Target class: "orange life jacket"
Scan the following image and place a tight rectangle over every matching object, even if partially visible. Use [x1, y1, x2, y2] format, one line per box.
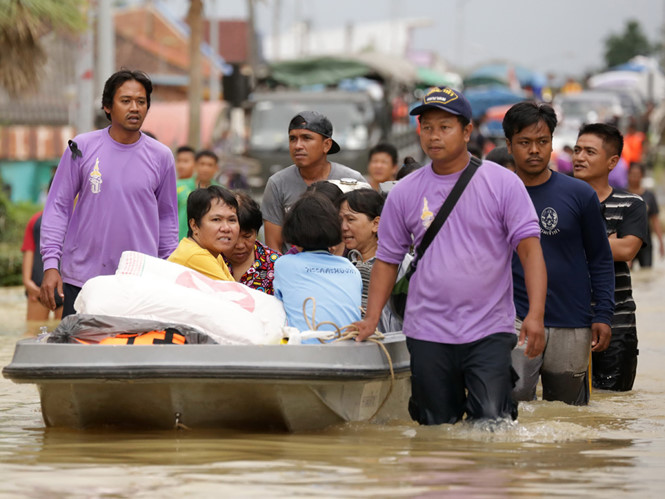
[76, 329, 186, 345]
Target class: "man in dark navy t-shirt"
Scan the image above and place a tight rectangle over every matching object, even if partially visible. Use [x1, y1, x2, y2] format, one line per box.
[504, 103, 615, 405]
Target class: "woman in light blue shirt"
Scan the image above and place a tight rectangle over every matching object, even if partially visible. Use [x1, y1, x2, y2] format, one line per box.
[273, 193, 362, 342]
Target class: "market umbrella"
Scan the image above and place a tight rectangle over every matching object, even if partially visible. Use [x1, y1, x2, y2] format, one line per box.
[588, 71, 641, 90]
[416, 67, 462, 88]
[269, 57, 371, 87]
[464, 63, 546, 89]
[268, 53, 418, 87]
[464, 86, 526, 120]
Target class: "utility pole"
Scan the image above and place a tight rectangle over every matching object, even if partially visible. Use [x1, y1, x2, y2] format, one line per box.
[272, 0, 281, 60]
[247, 0, 258, 81]
[209, 0, 221, 102]
[187, 0, 203, 149]
[97, 0, 115, 102]
[75, 2, 95, 133]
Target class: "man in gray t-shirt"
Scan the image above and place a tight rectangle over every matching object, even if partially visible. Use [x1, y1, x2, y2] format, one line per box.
[261, 110, 365, 252]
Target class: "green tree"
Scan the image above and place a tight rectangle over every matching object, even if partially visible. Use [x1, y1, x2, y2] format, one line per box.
[604, 19, 654, 69]
[0, 0, 85, 96]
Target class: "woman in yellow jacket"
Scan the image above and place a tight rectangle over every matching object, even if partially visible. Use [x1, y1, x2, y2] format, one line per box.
[168, 186, 239, 281]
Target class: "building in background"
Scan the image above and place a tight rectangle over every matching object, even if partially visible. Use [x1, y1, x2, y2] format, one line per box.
[0, 1, 229, 203]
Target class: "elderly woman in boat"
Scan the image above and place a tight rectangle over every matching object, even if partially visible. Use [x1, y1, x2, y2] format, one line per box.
[273, 193, 362, 341]
[168, 185, 239, 281]
[222, 192, 281, 294]
[339, 188, 403, 333]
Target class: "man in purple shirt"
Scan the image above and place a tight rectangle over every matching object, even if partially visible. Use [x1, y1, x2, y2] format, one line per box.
[40, 70, 178, 317]
[354, 87, 547, 425]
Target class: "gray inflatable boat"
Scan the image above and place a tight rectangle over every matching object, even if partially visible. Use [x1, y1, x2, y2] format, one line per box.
[2, 315, 411, 431]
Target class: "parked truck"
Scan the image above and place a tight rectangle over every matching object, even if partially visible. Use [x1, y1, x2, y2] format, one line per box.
[245, 89, 421, 192]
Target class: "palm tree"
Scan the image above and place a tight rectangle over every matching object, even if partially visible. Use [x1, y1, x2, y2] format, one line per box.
[0, 0, 85, 96]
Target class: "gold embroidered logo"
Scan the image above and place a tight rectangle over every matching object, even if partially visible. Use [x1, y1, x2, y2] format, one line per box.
[89, 157, 102, 194]
[424, 86, 459, 105]
[421, 197, 434, 229]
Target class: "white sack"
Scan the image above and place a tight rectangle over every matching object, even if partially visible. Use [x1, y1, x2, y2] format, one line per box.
[116, 251, 286, 339]
[75, 274, 280, 345]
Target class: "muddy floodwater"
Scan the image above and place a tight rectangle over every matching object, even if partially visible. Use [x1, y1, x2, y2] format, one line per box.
[1, 262, 665, 498]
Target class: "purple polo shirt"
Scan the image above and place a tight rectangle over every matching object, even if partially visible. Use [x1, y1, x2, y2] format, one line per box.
[41, 127, 178, 287]
[377, 158, 539, 344]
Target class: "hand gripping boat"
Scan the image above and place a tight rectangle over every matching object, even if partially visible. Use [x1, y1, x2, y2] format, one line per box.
[2, 315, 411, 431]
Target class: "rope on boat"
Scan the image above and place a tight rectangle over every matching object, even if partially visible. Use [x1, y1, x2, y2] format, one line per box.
[301, 297, 395, 420]
[174, 412, 191, 430]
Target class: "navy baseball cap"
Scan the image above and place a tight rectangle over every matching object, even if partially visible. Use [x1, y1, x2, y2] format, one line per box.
[410, 86, 473, 121]
[288, 111, 341, 154]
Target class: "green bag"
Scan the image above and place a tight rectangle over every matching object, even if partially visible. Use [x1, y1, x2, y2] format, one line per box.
[389, 264, 415, 320]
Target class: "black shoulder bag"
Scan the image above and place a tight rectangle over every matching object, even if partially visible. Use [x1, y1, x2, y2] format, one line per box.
[390, 156, 481, 320]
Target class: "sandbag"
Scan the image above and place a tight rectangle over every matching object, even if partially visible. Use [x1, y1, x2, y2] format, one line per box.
[75, 274, 281, 345]
[116, 251, 286, 338]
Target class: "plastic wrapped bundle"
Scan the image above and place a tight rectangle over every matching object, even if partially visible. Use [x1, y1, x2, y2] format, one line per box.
[115, 251, 286, 339]
[47, 314, 216, 344]
[75, 274, 283, 345]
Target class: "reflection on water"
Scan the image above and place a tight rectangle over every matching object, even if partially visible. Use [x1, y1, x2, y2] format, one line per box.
[1, 261, 665, 497]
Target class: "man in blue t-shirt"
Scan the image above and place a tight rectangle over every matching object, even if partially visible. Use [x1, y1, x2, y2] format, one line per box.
[503, 102, 615, 405]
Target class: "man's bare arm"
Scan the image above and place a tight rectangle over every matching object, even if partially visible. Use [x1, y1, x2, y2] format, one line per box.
[516, 237, 546, 358]
[608, 233, 643, 262]
[353, 259, 399, 342]
[264, 221, 283, 253]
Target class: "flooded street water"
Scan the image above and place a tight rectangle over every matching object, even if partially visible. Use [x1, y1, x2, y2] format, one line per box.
[1, 263, 664, 498]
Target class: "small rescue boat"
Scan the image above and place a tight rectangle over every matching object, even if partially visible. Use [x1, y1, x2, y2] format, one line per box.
[2, 315, 410, 432]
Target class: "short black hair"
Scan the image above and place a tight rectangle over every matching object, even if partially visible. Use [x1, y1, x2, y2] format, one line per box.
[101, 69, 152, 121]
[186, 185, 238, 237]
[485, 146, 515, 168]
[282, 193, 342, 250]
[305, 180, 344, 208]
[342, 188, 384, 220]
[195, 149, 218, 162]
[177, 145, 196, 155]
[369, 143, 398, 164]
[502, 101, 557, 142]
[577, 123, 624, 157]
[235, 191, 263, 233]
[629, 162, 645, 175]
[396, 157, 421, 180]
[467, 142, 482, 158]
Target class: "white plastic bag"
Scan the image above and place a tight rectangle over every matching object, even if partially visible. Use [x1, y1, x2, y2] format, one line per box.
[116, 251, 286, 339]
[75, 274, 282, 345]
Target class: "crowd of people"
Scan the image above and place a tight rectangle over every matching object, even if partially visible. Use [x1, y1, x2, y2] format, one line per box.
[27, 69, 658, 426]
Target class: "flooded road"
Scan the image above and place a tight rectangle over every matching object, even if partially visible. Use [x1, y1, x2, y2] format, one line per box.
[1, 264, 664, 498]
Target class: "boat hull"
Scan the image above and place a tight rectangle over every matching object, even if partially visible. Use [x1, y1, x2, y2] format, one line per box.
[3, 332, 411, 431]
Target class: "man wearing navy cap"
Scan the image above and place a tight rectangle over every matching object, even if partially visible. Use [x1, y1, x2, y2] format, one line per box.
[261, 111, 366, 252]
[354, 87, 547, 424]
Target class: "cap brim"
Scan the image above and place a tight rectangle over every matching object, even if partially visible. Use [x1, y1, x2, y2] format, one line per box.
[328, 139, 340, 154]
[410, 103, 463, 117]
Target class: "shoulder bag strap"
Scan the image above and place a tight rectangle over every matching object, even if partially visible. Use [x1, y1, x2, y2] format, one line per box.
[412, 155, 482, 269]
